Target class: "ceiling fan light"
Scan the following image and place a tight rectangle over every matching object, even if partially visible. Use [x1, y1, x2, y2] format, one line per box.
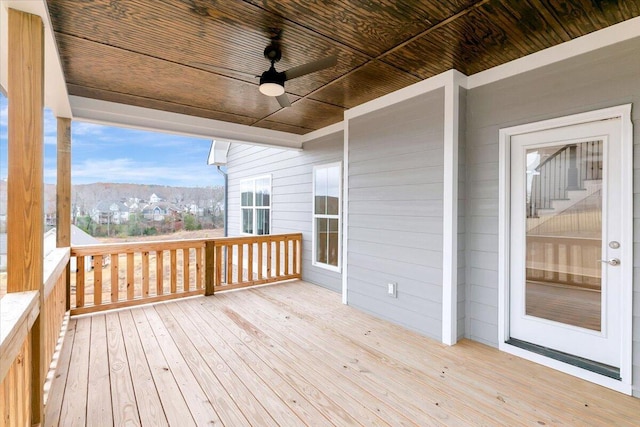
[259, 82, 285, 96]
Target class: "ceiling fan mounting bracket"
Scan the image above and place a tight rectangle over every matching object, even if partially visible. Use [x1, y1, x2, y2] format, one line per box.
[263, 43, 282, 63]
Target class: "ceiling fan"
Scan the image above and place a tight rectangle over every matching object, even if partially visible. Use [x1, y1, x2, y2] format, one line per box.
[258, 39, 337, 108]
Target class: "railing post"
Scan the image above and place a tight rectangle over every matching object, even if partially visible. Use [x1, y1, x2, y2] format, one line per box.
[57, 117, 72, 310]
[205, 240, 215, 295]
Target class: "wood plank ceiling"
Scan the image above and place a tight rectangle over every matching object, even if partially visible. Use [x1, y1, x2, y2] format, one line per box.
[47, 0, 640, 135]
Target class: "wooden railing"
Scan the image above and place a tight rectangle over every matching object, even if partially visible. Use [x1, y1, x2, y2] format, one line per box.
[0, 248, 70, 426]
[0, 233, 302, 422]
[526, 234, 601, 289]
[42, 248, 70, 382]
[209, 233, 302, 293]
[70, 239, 206, 315]
[529, 141, 603, 218]
[70, 233, 303, 315]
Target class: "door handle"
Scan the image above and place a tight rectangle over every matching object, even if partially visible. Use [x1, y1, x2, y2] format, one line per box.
[599, 258, 620, 266]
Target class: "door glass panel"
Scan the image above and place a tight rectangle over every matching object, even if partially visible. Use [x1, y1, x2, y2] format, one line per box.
[525, 141, 603, 331]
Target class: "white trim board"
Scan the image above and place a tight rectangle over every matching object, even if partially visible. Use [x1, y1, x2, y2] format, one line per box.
[311, 162, 343, 274]
[441, 71, 465, 346]
[341, 120, 349, 305]
[497, 104, 634, 395]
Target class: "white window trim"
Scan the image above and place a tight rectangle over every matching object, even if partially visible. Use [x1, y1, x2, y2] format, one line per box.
[312, 162, 342, 273]
[498, 104, 633, 395]
[240, 174, 272, 236]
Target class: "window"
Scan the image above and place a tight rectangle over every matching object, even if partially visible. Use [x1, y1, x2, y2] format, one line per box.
[313, 163, 341, 271]
[240, 175, 271, 235]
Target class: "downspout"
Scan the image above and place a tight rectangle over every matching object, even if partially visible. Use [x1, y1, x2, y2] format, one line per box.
[216, 165, 228, 237]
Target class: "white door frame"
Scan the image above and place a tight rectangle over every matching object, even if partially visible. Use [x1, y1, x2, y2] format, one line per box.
[498, 104, 633, 394]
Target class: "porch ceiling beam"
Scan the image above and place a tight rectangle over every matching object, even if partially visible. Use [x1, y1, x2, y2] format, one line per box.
[69, 96, 304, 150]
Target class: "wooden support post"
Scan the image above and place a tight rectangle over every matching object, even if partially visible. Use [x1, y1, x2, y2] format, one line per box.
[56, 117, 72, 310]
[7, 8, 45, 425]
[205, 241, 215, 295]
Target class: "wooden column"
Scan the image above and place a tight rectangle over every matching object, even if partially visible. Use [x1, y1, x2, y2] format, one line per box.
[56, 117, 72, 310]
[56, 117, 71, 247]
[7, 8, 45, 424]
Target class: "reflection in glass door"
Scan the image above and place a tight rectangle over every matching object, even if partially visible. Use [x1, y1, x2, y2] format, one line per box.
[525, 141, 603, 331]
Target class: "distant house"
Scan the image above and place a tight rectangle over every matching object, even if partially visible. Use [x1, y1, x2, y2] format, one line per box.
[91, 201, 130, 224]
[149, 193, 161, 203]
[141, 202, 179, 221]
[188, 203, 204, 216]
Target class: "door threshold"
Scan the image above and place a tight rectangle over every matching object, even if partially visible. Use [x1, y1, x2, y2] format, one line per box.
[506, 338, 620, 380]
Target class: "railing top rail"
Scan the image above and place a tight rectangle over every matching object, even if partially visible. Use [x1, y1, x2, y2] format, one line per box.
[535, 143, 573, 171]
[0, 290, 39, 383]
[212, 233, 303, 246]
[44, 247, 70, 299]
[71, 238, 209, 256]
[70, 233, 304, 256]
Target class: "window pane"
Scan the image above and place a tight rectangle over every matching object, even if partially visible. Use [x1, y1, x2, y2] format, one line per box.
[328, 218, 339, 266]
[327, 166, 340, 215]
[256, 177, 270, 207]
[241, 180, 253, 207]
[242, 209, 253, 234]
[256, 208, 270, 235]
[315, 168, 328, 214]
[525, 142, 602, 331]
[316, 218, 328, 264]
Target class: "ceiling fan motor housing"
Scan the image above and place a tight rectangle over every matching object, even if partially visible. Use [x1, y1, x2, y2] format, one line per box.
[260, 65, 285, 88]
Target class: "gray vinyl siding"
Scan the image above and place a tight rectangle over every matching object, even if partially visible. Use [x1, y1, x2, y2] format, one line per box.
[465, 37, 640, 395]
[347, 88, 445, 339]
[226, 132, 343, 292]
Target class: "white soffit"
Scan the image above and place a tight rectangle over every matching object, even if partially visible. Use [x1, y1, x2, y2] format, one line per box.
[0, 0, 71, 118]
[70, 96, 303, 150]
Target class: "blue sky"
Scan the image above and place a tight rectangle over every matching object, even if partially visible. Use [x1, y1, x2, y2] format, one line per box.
[0, 93, 224, 187]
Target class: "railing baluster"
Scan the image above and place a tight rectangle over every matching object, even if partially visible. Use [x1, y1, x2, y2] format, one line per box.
[127, 253, 135, 300]
[183, 249, 190, 291]
[156, 250, 164, 295]
[238, 243, 244, 282]
[284, 238, 290, 276]
[94, 255, 103, 306]
[294, 238, 299, 275]
[248, 242, 254, 281]
[214, 244, 222, 287]
[111, 254, 119, 302]
[77, 257, 85, 308]
[142, 251, 150, 298]
[276, 240, 281, 277]
[196, 247, 202, 290]
[170, 250, 177, 294]
[258, 241, 264, 280]
[227, 245, 233, 284]
[266, 241, 272, 278]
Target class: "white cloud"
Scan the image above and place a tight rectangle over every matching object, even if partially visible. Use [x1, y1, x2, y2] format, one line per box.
[72, 121, 105, 137]
[0, 104, 7, 127]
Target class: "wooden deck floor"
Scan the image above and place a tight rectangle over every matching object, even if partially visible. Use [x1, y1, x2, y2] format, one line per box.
[44, 281, 640, 426]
